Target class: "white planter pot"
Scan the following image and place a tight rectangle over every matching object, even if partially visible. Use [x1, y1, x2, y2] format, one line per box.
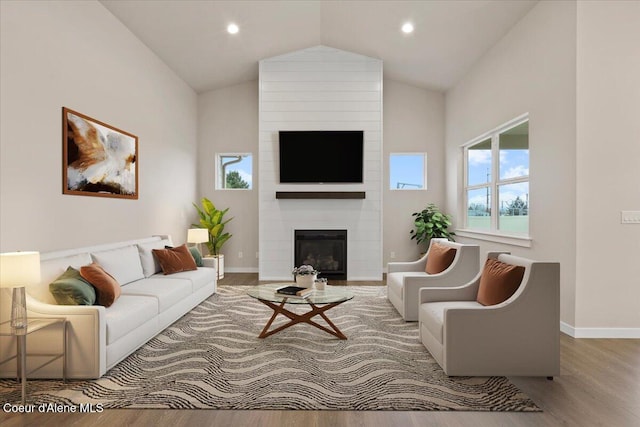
[205, 255, 224, 279]
[295, 274, 316, 288]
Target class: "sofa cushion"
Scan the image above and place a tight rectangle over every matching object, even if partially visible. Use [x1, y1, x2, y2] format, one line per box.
[36, 252, 93, 305]
[476, 258, 526, 306]
[425, 243, 457, 274]
[120, 277, 192, 312]
[91, 245, 144, 286]
[80, 263, 121, 307]
[49, 266, 96, 305]
[419, 301, 482, 344]
[153, 244, 198, 275]
[152, 267, 215, 292]
[105, 295, 159, 345]
[136, 239, 171, 277]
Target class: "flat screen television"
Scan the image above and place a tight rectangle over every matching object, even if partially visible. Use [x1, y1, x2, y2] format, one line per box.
[279, 131, 364, 183]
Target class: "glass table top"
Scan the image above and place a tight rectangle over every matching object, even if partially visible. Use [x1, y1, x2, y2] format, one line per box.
[0, 318, 65, 336]
[247, 283, 354, 305]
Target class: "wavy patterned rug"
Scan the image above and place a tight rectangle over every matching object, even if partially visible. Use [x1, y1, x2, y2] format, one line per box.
[0, 286, 539, 411]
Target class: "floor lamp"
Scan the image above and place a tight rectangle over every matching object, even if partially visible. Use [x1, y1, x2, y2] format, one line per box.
[0, 251, 40, 329]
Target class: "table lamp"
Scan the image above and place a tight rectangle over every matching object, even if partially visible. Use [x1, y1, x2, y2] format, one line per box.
[187, 228, 209, 255]
[0, 251, 40, 329]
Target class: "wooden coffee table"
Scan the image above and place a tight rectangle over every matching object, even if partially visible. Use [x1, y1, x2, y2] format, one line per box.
[247, 283, 354, 339]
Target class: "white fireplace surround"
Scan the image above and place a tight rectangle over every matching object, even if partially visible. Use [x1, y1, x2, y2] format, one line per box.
[258, 46, 383, 281]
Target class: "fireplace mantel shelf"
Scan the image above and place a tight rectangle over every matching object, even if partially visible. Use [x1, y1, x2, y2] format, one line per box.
[276, 191, 365, 200]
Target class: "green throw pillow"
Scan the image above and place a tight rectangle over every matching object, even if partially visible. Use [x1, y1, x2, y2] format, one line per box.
[49, 266, 96, 305]
[189, 247, 204, 267]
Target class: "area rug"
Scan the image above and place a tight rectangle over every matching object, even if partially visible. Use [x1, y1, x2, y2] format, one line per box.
[0, 286, 540, 411]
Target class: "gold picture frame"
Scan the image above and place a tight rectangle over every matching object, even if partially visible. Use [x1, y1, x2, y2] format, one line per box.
[62, 107, 138, 199]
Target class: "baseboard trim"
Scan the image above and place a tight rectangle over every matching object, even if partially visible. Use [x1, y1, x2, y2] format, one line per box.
[224, 267, 259, 273]
[560, 321, 640, 338]
[348, 276, 385, 281]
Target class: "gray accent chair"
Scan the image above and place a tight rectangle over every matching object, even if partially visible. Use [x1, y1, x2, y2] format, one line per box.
[387, 239, 480, 321]
[418, 252, 560, 377]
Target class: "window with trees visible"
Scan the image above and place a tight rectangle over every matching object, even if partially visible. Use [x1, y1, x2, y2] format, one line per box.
[216, 153, 252, 190]
[389, 153, 427, 190]
[463, 116, 529, 236]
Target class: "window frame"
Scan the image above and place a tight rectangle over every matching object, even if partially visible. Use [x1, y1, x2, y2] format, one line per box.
[389, 152, 427, 191]
[459, 114, 532, 247]
[216, 152, 253, 190]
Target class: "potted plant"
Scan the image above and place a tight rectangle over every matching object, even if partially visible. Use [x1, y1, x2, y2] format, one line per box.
[410, 203, 455, 251]
[292, 265, 319, 288]
[193, 197, 232, 279]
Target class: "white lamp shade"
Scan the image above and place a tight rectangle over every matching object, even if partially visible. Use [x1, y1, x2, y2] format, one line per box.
[0, 251, 41, 288]
[187, 229, 209, 244]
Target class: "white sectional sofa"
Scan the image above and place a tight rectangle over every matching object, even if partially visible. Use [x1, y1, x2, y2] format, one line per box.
[0, 236, 216, 379]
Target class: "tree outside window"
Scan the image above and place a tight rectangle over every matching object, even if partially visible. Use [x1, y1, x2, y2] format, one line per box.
[217, 154, 252, 190]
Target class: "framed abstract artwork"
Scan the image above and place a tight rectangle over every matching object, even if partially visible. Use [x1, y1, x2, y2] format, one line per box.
[62, 107, 138, 199]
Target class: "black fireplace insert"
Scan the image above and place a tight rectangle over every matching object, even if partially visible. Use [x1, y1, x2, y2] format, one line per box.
[294, 230, 347, 280]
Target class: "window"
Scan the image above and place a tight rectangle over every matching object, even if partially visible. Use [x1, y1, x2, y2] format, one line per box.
[216, 153, 252, 190]
[390, 153, 427, 190]
[463, 116, 529, 237]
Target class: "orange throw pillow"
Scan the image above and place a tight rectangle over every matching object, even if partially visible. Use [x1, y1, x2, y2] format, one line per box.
[476, 258, 526, 306]
[152, 244, 198, 275]
[80, 263, 121, 307]
[425, 243, 457, 274]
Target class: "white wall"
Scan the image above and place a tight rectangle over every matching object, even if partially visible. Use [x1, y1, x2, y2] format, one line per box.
[197, 81, 259, 271]
[0, 1, 197, 253]
[445, 1, 578, 326]
[446, 0, 640, 336]
[383, 80, 445, 265]
[258, 46, 383, 280]
[575, 1, 640, 333]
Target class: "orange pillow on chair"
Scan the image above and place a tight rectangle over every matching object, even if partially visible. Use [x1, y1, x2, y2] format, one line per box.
[476, 258, 526, 306]
[425, 243, 457, 274]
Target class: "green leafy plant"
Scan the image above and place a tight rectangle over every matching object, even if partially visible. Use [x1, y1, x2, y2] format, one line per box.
[292, 265, 319, 276]
[410, 203, 455, 249]
[225, 170, 249, 189]
[192, 197, 233, 256]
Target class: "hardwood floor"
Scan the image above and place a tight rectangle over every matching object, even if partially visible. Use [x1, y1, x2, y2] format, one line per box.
[2, 273, 638, 427]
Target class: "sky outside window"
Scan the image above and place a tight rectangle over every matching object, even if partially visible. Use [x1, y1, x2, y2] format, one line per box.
[467, 126, 529, 210]
[390, 153, 426, 190]
[467, 138, 492, 186]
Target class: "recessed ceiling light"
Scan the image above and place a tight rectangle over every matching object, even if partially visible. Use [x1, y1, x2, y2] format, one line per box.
[227, 23, 239, 34]
[401, 22, 414, 34]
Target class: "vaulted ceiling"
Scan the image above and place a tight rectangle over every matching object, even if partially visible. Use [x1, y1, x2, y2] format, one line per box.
[100, 0, 537, 93]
